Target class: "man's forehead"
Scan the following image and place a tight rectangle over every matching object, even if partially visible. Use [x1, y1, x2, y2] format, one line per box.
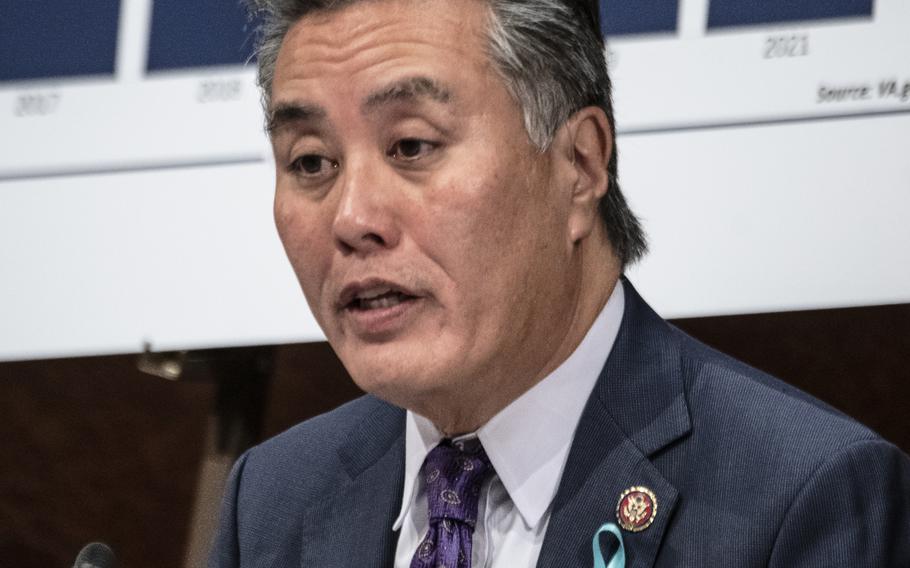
[274, 0, 490, 75]
[282, 0, 486, 45]
[268, 0, 496, 130]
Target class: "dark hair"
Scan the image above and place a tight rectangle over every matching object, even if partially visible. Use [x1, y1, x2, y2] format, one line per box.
[247, 0, 647, 266]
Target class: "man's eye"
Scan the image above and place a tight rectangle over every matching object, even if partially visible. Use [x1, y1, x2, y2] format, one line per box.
[388, 138, 436, 161]
[289, 154, 337, 176]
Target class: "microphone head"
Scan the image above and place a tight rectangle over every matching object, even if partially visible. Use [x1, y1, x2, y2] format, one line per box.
[73, 542, 117, 568]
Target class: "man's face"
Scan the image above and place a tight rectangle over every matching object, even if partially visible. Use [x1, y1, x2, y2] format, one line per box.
[270, 0, 585, 419]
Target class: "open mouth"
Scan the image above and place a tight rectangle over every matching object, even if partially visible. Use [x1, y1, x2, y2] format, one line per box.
[344, 285, 419, 311]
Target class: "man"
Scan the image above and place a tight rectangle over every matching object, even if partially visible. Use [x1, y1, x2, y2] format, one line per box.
[211, 0, 910, 566]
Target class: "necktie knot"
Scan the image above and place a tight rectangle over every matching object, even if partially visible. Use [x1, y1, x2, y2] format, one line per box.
[423, 439, 492, 527]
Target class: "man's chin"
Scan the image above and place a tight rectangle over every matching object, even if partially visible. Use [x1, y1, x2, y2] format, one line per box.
[344, 360, 446, 410]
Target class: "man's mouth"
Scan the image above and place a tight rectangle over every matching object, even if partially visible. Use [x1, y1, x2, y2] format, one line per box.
[349, 287, 417, 311]
[339, 281, 421, 312]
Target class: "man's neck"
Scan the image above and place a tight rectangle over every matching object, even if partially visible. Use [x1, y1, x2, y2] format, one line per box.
[428, 234, 621, 436]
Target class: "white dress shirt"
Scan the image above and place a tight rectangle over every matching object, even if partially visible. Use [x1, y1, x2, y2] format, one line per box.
[392, 282, 625, 567]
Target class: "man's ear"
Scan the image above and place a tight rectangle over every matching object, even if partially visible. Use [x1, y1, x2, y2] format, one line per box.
[553, 106, 612, 244]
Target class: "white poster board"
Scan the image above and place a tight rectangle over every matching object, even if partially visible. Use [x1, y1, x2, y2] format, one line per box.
[1, 0, 908, 361]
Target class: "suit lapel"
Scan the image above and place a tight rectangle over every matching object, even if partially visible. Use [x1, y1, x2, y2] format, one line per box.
[300, 399, 406, 568]
[537, 279, 691, 568]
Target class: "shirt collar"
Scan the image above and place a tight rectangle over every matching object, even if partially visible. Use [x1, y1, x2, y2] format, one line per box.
[393, 281, 624, 531]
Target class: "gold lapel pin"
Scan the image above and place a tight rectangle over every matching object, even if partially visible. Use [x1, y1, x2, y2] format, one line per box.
[616, 486, 657, 532]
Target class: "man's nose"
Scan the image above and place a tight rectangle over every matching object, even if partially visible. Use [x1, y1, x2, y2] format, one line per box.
[331, 162, 401, 255]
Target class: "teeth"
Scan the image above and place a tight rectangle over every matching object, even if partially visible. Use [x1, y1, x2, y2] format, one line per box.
[357, 286, 393, 301]
[361, 293, 403, 310]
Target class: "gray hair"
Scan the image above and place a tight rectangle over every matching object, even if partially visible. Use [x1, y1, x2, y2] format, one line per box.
[247, 0, 647, 267]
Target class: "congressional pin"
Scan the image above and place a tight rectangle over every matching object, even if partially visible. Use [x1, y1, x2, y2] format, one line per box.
[616, 486, 657, 532]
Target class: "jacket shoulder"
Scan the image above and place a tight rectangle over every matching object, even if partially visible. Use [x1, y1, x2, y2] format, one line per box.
[239, 394, 402, 496]
[649, 325, 910, 565]
[674, 325, 879, 449]
[209, 395, 404, 567]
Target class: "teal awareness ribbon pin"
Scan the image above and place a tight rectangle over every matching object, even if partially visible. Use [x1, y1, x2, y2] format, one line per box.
[592, 522, 626, 568]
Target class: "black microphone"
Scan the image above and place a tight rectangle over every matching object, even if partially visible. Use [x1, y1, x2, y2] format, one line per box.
[73, 542, 117, 568]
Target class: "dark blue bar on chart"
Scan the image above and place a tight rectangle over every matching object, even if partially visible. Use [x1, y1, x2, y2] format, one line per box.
[600, 0, 679, 37]
[0, 2, 121, 82]
[708, 0, 873, 29]
[147, 0, 257, 72]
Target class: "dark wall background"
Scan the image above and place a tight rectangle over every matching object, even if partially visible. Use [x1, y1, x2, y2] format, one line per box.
[0, 356, 212, 568]
[1, 303, 907, 567]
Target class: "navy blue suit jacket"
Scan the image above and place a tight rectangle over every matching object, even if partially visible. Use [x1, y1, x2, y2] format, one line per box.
[210, 279, 910, 567]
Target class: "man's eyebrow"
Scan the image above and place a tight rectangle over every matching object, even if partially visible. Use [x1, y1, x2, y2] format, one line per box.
[362, 76, 453, 110]
[266, 102, 327, 135]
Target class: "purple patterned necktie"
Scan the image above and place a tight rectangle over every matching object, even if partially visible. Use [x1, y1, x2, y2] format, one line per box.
[410, 439, 493, 568]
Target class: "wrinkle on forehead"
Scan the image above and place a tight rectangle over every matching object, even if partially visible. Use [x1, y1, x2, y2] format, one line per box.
[274, 0, 491, 85]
